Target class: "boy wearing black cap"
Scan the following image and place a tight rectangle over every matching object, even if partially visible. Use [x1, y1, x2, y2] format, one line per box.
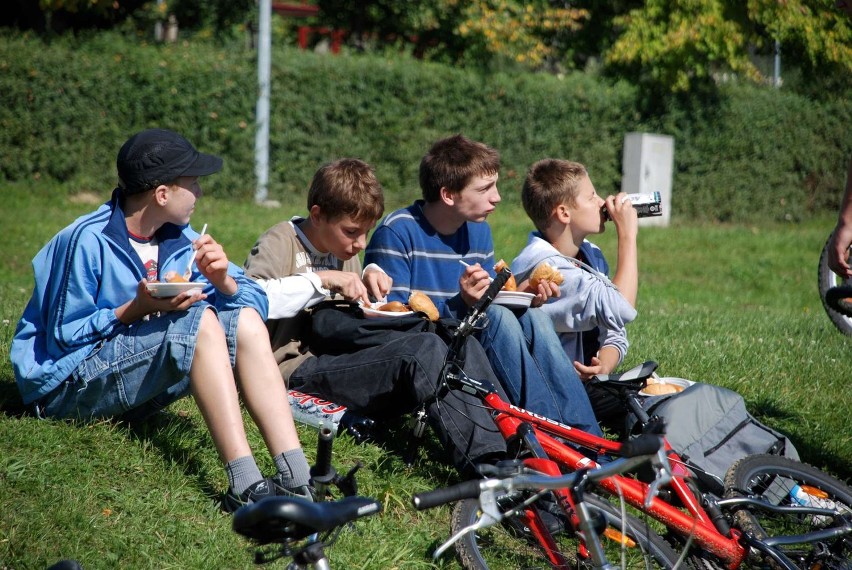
[11, 128, 312, 511]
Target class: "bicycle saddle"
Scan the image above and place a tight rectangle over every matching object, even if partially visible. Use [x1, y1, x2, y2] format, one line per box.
[233, 495, 382, 544]
[589, 360, 658, 391]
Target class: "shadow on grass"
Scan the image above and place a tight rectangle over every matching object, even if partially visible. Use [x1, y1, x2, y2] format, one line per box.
[0, 379, 28, 418]
[119, 410, 224, 503]
[0, 378, 224, 504]
[320, 413, 461, 491]
[752, 395, 852, 483]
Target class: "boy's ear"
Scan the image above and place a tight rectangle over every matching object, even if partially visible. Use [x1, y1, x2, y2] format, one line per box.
[438, 186, 456, 207]
[555, 203, 571, 223]
[308, 204, 325, 223]
[154, 183, 170, 207]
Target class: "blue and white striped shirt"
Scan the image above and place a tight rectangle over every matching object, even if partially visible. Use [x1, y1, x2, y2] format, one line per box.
[365, 200, 496, 318]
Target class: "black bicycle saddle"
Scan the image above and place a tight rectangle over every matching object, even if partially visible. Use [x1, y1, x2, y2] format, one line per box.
[589, 360, 659, 391]
[233, 495, 382, 544]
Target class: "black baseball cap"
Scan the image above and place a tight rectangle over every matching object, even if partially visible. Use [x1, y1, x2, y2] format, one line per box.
[116, 128, 223, 194]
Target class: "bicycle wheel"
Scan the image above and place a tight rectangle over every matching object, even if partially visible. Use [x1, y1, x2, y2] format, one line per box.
[725, 454, 852, 570]
[451, 493, 680, 569]
[818, 235, 852, 336]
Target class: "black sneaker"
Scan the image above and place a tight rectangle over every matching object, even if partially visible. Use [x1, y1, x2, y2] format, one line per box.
[223, 478, 276, 513]
[271, 473, 316, 502]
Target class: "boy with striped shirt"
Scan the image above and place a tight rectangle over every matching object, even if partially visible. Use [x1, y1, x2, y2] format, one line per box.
[365, 134, 601, 436]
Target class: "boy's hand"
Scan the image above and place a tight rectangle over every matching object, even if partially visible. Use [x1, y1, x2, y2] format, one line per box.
[117, 281, 206, 324]
[521, 278, 560, 308]
[318, 270, 371, 305]
[459, 264, 492, 306]
[605, 193, 639, 240]
[193, 234, 238, 295]
[828, 223, 852, 279]
[363, 268, 392, 301]
[573, 356, 611, 381]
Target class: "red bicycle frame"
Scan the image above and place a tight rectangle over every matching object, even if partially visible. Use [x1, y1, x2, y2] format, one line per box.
[482, 391, 749, 569]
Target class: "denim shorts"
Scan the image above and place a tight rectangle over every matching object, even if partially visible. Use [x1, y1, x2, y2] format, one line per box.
[40, 303, 241, 421]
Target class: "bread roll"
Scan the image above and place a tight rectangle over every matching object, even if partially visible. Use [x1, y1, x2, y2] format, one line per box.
[378, 301, 408, 312]
[494, 259, 517, 291]
[642, 383, 684, 396]
[408, 291, 439, 322]
[529, 262, 564, 289]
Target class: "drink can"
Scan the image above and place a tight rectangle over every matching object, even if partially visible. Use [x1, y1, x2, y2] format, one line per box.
[789, 484, 838, 526]
[603, 192, 662, 220]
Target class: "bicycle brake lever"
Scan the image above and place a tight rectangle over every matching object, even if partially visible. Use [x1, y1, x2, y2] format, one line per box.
[644, 448, 674, 509]
[337, 461, 363, 497]
[432, 482, 505, 560]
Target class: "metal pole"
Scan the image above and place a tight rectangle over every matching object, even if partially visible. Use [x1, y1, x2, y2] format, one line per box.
[255, 0, 271, 203]
[154, 0, 163, 41]
[773, 40, 781, 88]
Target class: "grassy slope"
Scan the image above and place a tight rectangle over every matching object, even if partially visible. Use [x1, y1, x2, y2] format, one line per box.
[1, 182, 850, 569]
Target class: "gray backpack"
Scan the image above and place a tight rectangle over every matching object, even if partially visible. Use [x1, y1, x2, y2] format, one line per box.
[636, 382, 798, 493]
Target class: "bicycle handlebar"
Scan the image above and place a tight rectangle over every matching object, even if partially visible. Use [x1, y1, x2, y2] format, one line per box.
[451, 267, 512, 346]
[313, 425, 334, 479]
[412, 479, 483, 510]
[621, 431, 663, 458]
[412, 438, 668, 512]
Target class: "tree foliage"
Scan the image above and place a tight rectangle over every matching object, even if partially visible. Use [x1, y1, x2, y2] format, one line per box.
[5, 1, 850, 95]
[317, 0, 588, 68]
[455, 0, 588, 68]
[605, 0, 852, 92]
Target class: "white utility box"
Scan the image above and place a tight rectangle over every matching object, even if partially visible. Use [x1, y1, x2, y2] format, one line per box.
[621, 133, 674, 227]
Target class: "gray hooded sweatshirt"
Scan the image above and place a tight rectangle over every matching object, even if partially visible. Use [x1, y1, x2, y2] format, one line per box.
[511, 232, 637, 366]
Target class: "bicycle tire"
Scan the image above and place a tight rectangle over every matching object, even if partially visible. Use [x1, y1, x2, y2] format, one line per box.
[724, 454, 852, 570]
[451, 493, 681, 569]
[818, 235, 852, 336]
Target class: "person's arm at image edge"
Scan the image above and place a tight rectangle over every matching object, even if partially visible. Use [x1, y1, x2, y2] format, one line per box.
[828, 157, 852, 279]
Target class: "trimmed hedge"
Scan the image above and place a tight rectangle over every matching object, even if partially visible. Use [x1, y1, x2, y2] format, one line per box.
[1, 31, 849, 222]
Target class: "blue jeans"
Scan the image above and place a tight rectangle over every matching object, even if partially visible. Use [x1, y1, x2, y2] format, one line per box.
[40, 304, 239, 421]
[475, 305, 603, 437]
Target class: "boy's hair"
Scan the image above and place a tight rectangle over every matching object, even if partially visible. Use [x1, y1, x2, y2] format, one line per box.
[307, 158, 384, 223]
[419, 134, 500, 202]
[522, 159, 588, 232]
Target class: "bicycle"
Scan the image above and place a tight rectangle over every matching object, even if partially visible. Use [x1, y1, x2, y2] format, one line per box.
[415, 268, 852, 569]
[818, 235, 852, 335]
[414, 432, 678, 570]
[232, 425, 382, 569]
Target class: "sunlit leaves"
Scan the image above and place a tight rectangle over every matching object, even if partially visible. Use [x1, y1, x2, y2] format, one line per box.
[457, 0, 588, 67]
[605, 0, 852, 92]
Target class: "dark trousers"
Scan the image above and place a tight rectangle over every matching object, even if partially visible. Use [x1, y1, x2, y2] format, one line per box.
[290, 332, 507, 472]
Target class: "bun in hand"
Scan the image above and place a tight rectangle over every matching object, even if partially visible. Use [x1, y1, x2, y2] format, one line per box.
[529, 262, 564, 289]
[494, 259, 517, 291]
[408, 291, 440, 322]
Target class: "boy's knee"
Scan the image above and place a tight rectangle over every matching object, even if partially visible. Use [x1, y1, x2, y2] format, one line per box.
[525, 307, 553, 329]
[197, 307, 224, 337]
[236, 306, 264, 329]
[235, 307, 271, 345]
[485, 305, 523, 335]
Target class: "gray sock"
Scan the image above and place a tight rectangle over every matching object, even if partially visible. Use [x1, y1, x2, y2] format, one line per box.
[273, 448, 311, 488]
[225, 455, 264, 496]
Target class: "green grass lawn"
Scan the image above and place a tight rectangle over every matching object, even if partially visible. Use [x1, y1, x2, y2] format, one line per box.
[1, 182, 850, 569]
